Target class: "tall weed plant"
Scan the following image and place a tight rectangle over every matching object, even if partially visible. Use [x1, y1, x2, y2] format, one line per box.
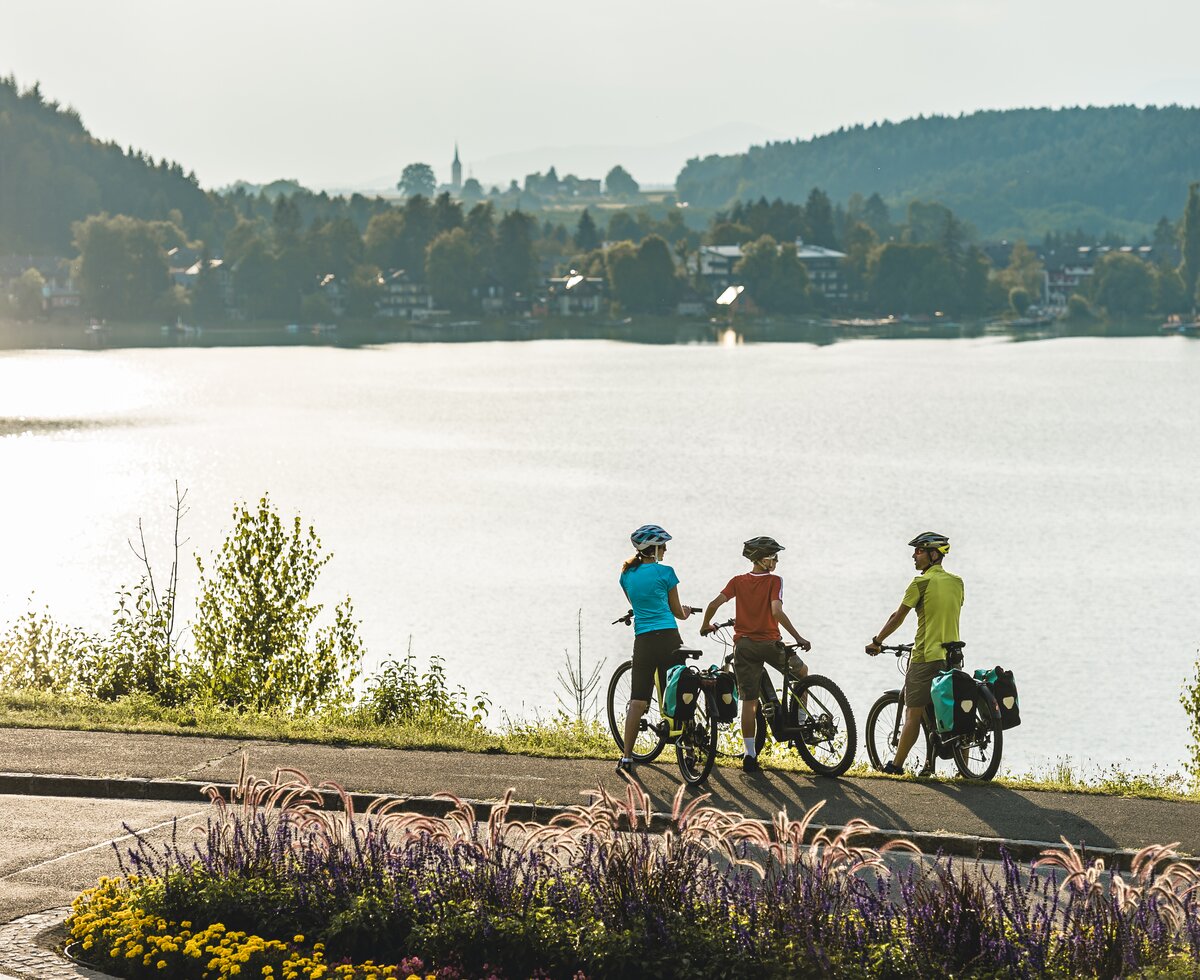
[1181, 645, 1200, 786]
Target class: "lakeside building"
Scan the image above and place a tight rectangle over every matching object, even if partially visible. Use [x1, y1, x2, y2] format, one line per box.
[0, 255, 80, 312]
[376, 269, 434, 318]
[1043, 244, 1156, 307]
[689, 241, 847, 303]
[544, 272, 605, 315]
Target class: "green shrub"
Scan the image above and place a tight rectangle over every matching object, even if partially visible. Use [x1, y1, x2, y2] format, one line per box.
[0, 605, 92, 692]
[192, 494, 363, 713]
[363, 649, 489, 725]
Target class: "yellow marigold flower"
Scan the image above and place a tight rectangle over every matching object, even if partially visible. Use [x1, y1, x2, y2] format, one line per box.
[157, 961, 167, 970]
[294, 935, 305, 943]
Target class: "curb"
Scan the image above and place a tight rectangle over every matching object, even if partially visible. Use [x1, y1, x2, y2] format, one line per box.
[0, 770, 1178, 871]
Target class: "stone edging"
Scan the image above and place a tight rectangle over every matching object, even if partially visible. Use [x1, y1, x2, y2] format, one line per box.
[0, 770, 1180, 871]
[0, 907, 111, 979]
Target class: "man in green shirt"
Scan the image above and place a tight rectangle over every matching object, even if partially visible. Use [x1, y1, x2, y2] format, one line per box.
[866, 531, 964, 776]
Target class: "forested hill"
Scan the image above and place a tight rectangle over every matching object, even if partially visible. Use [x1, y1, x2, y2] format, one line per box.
[676, 106, 1200, 239]
[0, 76, 215, 253]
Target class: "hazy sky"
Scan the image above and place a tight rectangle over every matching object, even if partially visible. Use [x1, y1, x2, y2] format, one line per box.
[4, 0, 1199, 191]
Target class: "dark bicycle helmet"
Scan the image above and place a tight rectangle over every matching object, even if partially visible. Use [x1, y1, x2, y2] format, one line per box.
[631, 524, 672, 553]
[742, 536, 785, 561]
[908, 531, 950, 555]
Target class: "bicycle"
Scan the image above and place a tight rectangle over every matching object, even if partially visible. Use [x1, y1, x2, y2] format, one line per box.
[704, 618, 857, 777]
[864, 641, 1004, 780]
[605, 610, 721, 785]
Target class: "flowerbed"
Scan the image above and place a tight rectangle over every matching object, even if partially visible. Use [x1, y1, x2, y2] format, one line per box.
[68, 758, 1200, 979]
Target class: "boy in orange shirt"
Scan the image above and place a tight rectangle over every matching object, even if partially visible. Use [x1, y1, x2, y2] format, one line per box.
[700, 536, 811, 772]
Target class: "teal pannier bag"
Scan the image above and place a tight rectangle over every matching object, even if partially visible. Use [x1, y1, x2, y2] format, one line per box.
[974, 666, 1021, 730]
[931, 668, 978, 739]
[664, 664, 701, 723]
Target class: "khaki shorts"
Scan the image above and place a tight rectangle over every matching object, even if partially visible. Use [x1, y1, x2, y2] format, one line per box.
[904, 658, 947, 710]
[733, 637, 805, 701]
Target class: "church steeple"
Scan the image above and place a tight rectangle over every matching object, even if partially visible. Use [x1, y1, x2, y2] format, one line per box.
[451, 143, 462, 192]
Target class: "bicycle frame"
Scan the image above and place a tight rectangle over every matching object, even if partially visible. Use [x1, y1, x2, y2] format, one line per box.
[757, 667, 809, 744]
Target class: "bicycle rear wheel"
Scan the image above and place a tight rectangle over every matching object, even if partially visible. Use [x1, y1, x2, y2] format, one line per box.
[606, 660, 667, 762]
[952, 707, 1003, 781]
[676, 689, 719, 785]
[787, 675, 856, 777]
[865, 691, 933, 776]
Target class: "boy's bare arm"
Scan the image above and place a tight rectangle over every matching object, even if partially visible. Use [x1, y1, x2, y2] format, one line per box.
[699, 594, 728, 634]
[772, 600, 810, 651]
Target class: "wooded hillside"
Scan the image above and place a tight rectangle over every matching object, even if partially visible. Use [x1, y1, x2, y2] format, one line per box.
[675, 107, 1200, 239]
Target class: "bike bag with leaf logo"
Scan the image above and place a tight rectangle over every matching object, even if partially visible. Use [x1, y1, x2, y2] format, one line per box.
[710, 668, 738, 723]
[973, 665, 1021, 729]
[664, 664, 702, 724]
[931, 668, 979, 739]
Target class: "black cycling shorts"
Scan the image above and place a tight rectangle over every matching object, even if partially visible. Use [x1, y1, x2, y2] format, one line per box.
[629, 628, 684, 702]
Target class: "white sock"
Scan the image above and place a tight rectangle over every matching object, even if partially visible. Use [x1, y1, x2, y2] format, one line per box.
[743, 738, 756, 757]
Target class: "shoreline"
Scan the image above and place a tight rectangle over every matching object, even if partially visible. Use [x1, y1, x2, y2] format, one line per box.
[0, 314, 1171, 352]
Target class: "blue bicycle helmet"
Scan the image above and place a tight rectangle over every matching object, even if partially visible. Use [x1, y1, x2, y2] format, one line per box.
[630, 524, 672, 553]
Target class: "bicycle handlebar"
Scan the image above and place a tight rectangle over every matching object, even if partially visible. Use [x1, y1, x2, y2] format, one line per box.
[611, 606, 702, 627]
[874, 643, 913, 656]
[700, 618, 735, 636]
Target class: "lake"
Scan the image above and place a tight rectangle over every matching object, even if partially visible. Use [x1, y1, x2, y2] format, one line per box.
[1, 333, 1198, 778]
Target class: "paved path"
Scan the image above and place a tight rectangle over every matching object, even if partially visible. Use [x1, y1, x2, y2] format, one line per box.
[3, 726, 1198, 857]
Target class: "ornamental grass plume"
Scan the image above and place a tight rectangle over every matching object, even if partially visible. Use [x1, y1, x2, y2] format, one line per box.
[72, 755, 1200, 979]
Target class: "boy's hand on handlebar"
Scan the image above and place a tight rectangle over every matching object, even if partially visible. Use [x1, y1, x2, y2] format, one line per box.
[793, 636, 811, 653]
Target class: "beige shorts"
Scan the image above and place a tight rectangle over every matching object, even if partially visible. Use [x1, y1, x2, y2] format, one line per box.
[904, 658, 947, 710]
[733, 637, 805, 701]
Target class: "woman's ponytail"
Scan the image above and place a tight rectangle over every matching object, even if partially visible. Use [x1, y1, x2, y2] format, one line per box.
[621, 552, 645, 574]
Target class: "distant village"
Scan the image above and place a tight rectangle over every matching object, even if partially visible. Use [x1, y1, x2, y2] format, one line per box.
[0, 144, 1189, 327]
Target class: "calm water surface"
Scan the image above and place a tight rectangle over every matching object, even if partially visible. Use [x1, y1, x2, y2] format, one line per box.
[1, 336, 1197, 777]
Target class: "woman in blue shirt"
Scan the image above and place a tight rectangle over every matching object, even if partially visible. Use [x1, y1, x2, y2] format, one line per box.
[617, 524, 696, 775]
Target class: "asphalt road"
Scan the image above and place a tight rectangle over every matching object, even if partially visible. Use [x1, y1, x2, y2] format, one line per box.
[0, 795, 207, 924]
[1, 727, 1197, 859]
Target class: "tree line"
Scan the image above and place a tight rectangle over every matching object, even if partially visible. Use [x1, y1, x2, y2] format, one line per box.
[10, 182, 1199, 322]
[677, 106, 1200, 241]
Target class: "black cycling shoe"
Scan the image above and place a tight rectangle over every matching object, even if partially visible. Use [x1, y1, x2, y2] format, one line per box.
[742, 754, 761, 773]
[880, 761, 906, 776]
[917, 763, 936, 778]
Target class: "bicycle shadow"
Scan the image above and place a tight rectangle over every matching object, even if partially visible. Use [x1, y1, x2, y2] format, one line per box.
[632, 765, 1122, 853]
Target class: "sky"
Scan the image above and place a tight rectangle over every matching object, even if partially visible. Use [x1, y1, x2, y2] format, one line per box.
[4, 0, 1199, 192]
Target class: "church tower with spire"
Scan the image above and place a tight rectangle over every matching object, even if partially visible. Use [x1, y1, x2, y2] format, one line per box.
[451, 143, 462, 192]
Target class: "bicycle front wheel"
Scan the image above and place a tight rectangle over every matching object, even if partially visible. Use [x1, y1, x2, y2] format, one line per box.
[676, 689, 719, 785]
[865, 691, 933, 776]
[606, 660, 667, 762]
[953, 707, 1003, 781]
[788, 675, 856, 777]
